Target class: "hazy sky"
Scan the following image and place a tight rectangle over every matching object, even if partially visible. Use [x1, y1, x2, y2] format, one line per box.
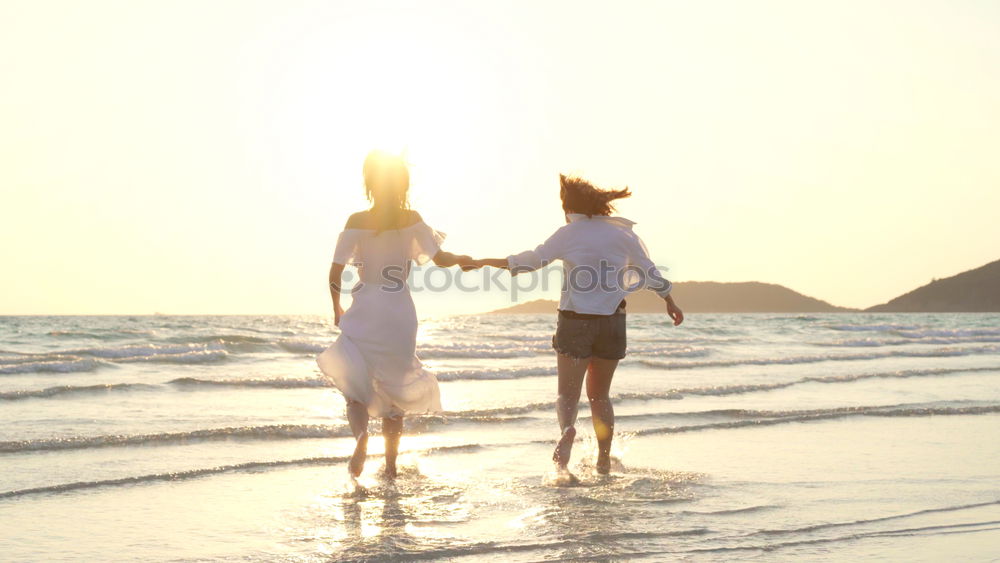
[2, 0, 998, 315]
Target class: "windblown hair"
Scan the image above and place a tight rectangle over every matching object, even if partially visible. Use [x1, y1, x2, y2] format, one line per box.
[362, 150, 410, 231]
[559, 174, 632, 217]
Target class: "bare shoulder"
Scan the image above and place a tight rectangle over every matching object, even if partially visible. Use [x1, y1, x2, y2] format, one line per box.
[345, 209, 423, 230]
[403, 209, 423, 227]
[345, 211, 372, 229]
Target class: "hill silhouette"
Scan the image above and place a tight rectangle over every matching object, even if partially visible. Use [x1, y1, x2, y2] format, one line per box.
[866, 259, 1000, 312]
[487, 281, 853, 314]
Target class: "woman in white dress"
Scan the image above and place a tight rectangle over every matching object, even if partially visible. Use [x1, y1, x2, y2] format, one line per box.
[317, 150, 477, 479]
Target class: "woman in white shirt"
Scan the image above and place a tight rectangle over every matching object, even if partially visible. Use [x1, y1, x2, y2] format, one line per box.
[476, 175, 683, 477]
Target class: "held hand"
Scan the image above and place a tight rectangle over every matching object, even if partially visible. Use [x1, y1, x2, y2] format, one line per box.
[458, 256, 482, 272]
[666, 299, 684, 326]
[473, 257, 510, 270]
[334, 304, 345, 327]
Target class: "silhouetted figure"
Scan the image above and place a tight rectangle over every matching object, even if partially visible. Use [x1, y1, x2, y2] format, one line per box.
[317, 150, 476, 479]
[475, 174, 683, 480]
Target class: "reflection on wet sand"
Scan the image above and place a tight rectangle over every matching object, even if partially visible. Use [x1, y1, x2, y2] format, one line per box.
[306, 453, 704, 561]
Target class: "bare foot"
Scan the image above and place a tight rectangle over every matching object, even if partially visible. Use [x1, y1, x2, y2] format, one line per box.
[552, 468, 580, 487]
[382, 466, 397, 481]
[596, 452, 611, 475]
[552, 426, 576, 469]
[348, 432, 368, 478]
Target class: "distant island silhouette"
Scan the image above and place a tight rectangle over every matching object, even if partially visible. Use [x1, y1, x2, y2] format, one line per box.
[866, 258, 1000, 312]
[486, 259, 1000, 313]
[488, 281, 852, 314]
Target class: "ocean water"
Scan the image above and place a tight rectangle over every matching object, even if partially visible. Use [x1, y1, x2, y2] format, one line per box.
[1, 313, 998, 561]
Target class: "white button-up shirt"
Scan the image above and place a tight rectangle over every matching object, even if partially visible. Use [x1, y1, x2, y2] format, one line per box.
[506, 213, 672, 315]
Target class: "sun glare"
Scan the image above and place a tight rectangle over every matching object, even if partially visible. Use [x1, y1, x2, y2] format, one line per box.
[277, 16, 493, 210]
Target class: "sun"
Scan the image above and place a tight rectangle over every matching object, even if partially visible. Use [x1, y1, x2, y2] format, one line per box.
[277, 15, 494, 209]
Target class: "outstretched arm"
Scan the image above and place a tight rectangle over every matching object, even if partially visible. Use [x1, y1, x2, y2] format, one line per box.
[474, 258, 509, 269]
[433, 251, 480, 271]
[475, 228, 567, 274]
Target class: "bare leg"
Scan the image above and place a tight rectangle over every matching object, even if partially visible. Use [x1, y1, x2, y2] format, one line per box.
[554, 352, 588, 470]
[382, 415, 403, 479]
[346, 399, 369, 478]
[586, 357, 618, 474]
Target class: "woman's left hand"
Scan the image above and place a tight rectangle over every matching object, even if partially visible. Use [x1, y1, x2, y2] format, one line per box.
[665, 297, 684, 326]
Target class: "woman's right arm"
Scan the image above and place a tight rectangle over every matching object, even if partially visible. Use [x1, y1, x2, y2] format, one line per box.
[328, 262, 346, 326]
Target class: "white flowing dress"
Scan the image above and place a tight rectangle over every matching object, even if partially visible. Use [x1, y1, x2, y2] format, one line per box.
[316, 220, 444, 418]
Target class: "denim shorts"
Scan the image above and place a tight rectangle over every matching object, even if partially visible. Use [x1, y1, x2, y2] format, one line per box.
[552, 302, 627, 360]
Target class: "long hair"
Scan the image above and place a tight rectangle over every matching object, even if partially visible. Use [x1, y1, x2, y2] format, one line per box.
[362, 150, 410, 232]
[559, 174, 631, 217]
